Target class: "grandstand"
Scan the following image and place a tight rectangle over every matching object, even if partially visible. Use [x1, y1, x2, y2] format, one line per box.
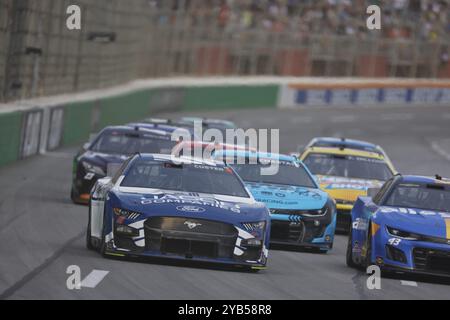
[0, 0, 449, 102]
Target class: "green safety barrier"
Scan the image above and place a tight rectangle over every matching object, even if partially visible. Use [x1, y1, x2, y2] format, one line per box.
[0, 84, 279, 168]
[0, 111, 23, 167]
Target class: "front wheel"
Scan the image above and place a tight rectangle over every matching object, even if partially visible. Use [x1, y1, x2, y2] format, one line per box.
[364, 226, 373, 268]
[86, 205, 95, 251]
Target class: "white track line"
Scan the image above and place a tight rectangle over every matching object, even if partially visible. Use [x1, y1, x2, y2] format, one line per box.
[400, 280, 418, 287]
[431, 141, 450, 162]
[81, 270, 110, 289]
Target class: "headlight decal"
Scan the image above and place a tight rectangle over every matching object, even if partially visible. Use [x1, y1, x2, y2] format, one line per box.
[386, 226, 420, 241]
[82, 161, 106, 176]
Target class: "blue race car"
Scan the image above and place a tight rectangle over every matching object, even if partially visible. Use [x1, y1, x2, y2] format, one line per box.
[214, 151, 337, 253]
[347, 174, 450, 277]
[87, 154, 270, 271]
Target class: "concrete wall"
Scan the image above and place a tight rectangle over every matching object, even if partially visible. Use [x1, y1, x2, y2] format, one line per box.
[0, 77, 449, 168]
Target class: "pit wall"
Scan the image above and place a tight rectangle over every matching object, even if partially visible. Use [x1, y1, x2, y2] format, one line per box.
[0, 77, 449, 168]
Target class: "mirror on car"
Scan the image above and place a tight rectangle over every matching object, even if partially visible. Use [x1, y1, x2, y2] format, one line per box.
[107, 163, 123, 178]
[82, 142, 90, 151]
[367, 188, 381, 198]
[89, 133, 98, 143]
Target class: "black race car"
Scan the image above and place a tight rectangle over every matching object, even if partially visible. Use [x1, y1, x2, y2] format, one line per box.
[70, 125, 176, 204]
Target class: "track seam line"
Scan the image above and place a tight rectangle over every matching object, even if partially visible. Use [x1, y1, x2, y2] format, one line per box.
[0, 231, 84, 300]
[430, 141, 450, 162]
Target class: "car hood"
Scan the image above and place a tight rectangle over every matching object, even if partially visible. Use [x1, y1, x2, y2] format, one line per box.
[109, 188, 268, 224]
[245, 182, 328, 210]
[377, 206, 450, 239]
[79, 151, 129, 167]
[317, 175, 384, 202]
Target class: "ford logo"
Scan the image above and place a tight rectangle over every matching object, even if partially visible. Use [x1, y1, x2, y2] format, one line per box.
[176, 206, 206, 213]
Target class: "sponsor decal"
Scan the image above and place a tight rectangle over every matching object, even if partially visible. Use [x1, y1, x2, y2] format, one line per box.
[325, 184, 368, 191]
[141, 193, 241, 213]
[352, 218, 369, 230]
[176, 206, 206, 213]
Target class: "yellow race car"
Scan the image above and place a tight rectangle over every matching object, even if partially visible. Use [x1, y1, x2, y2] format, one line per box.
[301, 142, 396, 233]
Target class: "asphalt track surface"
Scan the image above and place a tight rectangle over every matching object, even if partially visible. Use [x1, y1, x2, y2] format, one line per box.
[1, 105, 450, 300]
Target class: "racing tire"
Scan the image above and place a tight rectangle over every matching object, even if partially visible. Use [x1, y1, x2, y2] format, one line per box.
[364, 226, 373, 268]
[70, 187, 78, 204]
[346, 230, 358, 269]
[86, 203, 95, 251]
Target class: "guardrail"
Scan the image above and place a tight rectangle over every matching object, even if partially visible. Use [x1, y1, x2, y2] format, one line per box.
[0, 77, 449, 168]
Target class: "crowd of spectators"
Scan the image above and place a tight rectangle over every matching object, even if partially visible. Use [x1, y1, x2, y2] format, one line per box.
[148, 0, 449, 41]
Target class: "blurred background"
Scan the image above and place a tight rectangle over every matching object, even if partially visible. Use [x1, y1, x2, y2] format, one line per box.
[0, 0, 449, 102]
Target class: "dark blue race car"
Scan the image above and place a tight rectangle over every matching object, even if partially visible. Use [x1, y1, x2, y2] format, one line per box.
[86, 154, 270, 271]
[347, 174, 450, 277]
[71, 126, 176, 204]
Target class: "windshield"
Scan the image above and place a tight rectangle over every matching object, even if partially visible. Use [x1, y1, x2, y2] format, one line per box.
[384, 183, 450, 213]
[121, 160, 250, 198]
[303, 153, 393, 181]
[230, 160, 316, 189]
[90, 130, 176, 155]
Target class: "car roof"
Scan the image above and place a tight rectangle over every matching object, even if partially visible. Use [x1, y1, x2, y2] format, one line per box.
[103, 125, 172, 137]
[308, 137, 381, 152]
[215, 150, 297, 162]
[398, 175, 450, 186]
[303, 146, 385, 160]
[135, 153, 225, 167]
[177, 141, 254, 150]
[127, 122, 191, 133]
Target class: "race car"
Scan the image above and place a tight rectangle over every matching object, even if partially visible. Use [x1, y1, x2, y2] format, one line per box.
[71, 126, 176, 204]
[86, 154, 270, 271]
[214, 150, 336, 253]
[347, 174, 450, 277]
[303, 137, 394, 168]
[301, 146, 396, 233]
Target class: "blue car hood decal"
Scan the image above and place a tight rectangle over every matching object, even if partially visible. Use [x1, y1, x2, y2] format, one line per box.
[377, 206, 450, 239]
[245, 182, 327, 210]
[110, 190, 268, 224]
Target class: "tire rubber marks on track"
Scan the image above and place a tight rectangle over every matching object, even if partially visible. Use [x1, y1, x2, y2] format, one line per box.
[331, 115, 357, 123]
[81, 270, 110, 289]
[44, 152, 74, 159]
[380, 113, 414, 121]
[291, 116, 313, 124]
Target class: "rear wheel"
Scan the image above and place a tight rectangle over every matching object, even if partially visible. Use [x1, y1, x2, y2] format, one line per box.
[70, 187, 78, 204]
[346, 229, 358, 268]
